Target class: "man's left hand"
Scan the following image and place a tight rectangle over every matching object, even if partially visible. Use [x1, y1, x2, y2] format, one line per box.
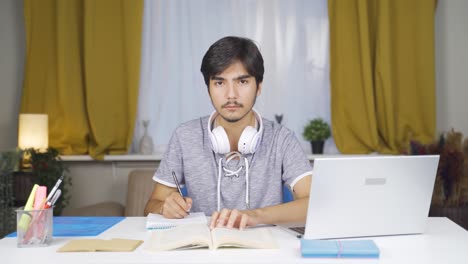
[209, 208, 260, 230]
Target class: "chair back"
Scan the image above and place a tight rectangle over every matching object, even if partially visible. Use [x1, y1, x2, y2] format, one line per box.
[124, 170, 155, 216]
[124, 169, 294, 215]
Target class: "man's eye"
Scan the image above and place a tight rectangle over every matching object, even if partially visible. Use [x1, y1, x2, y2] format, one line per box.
[215, 81, 223, 86]
[240, 79, 248, 84]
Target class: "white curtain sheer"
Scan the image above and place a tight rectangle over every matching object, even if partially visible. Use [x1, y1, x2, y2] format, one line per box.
[133, 0, 337, 154]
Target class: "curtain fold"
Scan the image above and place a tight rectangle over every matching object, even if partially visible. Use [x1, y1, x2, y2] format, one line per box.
[329, 0, 437, 154]
[21, 0, 143, 159]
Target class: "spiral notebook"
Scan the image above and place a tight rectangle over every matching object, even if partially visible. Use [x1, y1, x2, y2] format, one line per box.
[146, 212, 207, 230]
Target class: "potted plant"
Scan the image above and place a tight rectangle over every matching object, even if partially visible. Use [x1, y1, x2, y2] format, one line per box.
[303, 118, 331, 154]
[0, 150, 21, 238]
[25, 148, 71, 216]
[405, 129, 468, 230]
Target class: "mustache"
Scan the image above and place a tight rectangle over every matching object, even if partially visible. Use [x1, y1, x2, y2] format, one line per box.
[222, 101, 244, 108]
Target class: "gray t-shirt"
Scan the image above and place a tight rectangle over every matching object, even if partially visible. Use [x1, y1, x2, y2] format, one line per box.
[153, 115, 313, 215]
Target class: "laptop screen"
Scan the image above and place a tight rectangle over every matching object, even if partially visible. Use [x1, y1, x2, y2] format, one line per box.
[303, 155, 439, 239]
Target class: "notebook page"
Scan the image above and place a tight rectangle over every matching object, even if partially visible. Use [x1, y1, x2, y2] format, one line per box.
[146, 212, 207, 229]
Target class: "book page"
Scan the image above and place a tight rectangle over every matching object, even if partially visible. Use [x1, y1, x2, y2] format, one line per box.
[212, 227, 278, 249]
[146, 223, 213, 251]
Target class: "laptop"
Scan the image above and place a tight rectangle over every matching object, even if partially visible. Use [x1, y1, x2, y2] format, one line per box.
[292, 155, 439, 239]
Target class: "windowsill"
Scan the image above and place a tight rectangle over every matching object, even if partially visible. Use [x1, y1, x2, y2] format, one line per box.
[60, 153, 371, 162]
[60, 154, 164, 162]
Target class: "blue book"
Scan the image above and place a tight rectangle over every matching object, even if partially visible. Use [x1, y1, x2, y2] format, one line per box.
[301, 239, 380, 258]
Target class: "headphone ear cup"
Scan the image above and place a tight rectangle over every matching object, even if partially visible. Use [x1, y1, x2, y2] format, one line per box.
[238, 126, 258, 154]
[208, 130, 219, 153]
[249, 131, 261, 153]
[210, 126, 230, 154]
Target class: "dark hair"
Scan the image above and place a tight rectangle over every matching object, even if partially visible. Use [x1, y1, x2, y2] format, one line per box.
[200, 36, 264, 87]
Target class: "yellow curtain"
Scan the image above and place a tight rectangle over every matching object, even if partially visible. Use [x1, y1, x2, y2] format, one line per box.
[328, 0, 437, 154]
[21, 0, 143, 159]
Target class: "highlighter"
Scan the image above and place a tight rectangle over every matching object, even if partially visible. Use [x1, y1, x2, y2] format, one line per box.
[33, 186, 47, 210]
[18, 184, 39, 232]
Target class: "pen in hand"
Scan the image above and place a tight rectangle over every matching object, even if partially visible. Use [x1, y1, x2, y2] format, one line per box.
[172, 171, 190, 215]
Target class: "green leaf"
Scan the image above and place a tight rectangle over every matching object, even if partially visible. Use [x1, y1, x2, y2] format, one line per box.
[302, 118, 331, 142]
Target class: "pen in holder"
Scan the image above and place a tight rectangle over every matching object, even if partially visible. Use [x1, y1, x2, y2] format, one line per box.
[16, 206, 53, 247]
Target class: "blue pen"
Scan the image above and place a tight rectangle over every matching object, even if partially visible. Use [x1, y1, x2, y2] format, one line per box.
[172, 171, 190, 214]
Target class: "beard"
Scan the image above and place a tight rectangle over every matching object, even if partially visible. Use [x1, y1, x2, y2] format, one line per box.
[221, 110, 247, 123]
[218, 96, 257, 123]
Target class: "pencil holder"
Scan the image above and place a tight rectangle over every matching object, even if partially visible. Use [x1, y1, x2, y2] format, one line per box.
[16, 207, 53, 247]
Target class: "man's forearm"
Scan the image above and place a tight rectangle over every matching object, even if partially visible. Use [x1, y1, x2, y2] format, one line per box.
[248, 197, 309, 225]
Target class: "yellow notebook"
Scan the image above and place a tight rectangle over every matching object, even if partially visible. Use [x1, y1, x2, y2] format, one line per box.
[145, 223, 277, 251]
[57, 238, 143, 252]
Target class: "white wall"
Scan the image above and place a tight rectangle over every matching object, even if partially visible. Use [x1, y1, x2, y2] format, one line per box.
[66, 161, 158, 208]
[0, 0, 24, 151]
[436, 0, 468, 136]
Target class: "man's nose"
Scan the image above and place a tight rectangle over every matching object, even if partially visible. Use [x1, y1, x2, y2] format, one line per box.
[226, 82, 238, 99]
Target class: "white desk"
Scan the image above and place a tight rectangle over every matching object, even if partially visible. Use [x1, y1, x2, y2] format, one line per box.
[1, 217, 467, 264]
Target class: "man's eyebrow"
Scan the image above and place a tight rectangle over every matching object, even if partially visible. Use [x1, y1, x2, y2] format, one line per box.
[210, 74, 252, 81]
[234, 74, 253, 80]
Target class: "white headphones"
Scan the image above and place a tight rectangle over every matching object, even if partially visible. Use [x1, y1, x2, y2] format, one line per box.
[208, 109, 263, 155]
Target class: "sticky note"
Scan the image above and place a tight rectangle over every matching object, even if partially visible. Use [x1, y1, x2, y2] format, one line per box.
[18, 184, 39, 232]
[33, 186, 47, 210]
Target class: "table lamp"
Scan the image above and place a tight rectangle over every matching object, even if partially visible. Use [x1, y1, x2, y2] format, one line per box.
[15, 114, 49, 205]
[18, 114, 49, 151]
[18, 114, 49, 169]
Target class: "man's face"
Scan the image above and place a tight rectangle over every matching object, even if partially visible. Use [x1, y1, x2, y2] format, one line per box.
[208, 61, 262, 123]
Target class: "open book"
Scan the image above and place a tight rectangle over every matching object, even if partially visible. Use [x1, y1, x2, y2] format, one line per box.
[146, 223, 278, 250]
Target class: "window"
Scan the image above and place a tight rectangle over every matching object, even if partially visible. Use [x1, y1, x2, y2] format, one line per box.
[132, 0, 337, 154]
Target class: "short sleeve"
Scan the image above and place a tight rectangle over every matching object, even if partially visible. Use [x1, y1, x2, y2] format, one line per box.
[281, 131, 313, 191]
[153, 130, 185, 187]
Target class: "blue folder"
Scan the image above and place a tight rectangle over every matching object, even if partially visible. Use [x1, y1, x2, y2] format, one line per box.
[7, 216, 125, 237]
[301, 239, 380, 258]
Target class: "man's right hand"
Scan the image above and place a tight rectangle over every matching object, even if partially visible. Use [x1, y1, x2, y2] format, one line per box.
[160, 192, 192, 218]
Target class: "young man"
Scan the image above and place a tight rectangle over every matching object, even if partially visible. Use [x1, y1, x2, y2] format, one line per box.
[144, 36, 312, 230]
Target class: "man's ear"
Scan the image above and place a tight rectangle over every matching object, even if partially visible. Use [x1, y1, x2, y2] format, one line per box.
[256, 82, 263, 96]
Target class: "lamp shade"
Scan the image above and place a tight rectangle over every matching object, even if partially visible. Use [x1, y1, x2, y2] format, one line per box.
[18, 114, 49, 149]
